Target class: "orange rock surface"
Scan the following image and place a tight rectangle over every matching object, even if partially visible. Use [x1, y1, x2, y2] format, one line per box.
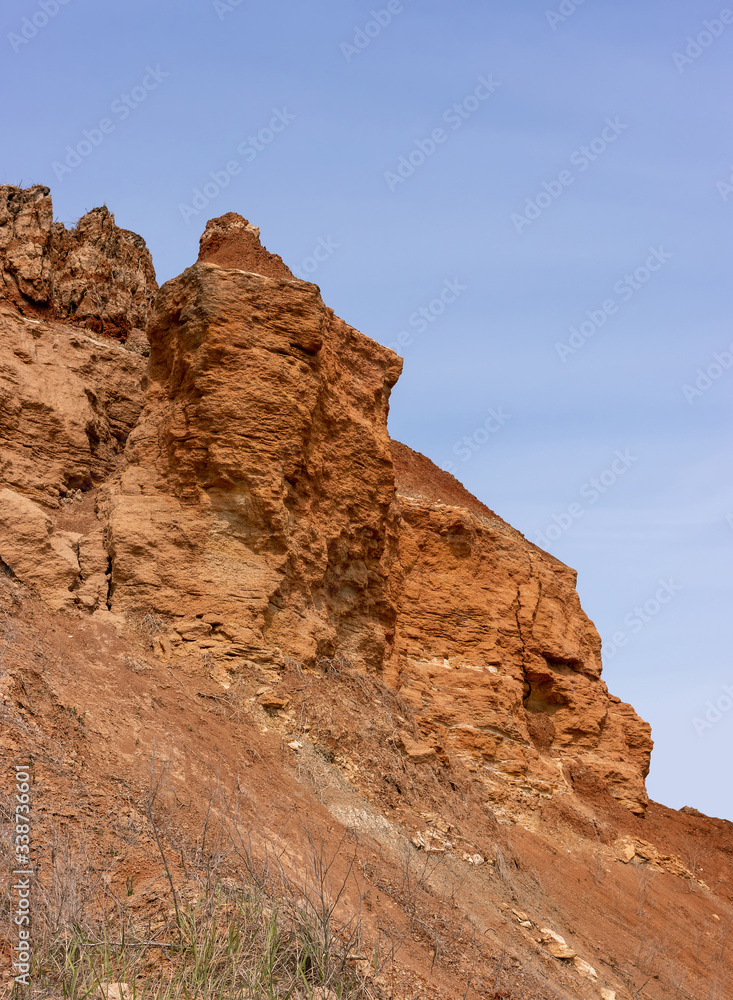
[0, 184, 157, 339]
[0, 193, 651, 817]
[1, 189, 731, 1000]
[389, 441, 652, 817]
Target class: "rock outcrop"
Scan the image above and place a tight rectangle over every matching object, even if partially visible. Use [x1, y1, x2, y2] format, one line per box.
[0, 306, 146, 508]
[0, 184, 157, 339]
[103, 258, 401, 673]
[0, 191, 653, 818]
[197, 212, 295, 280]
[388, 441, 652, 816]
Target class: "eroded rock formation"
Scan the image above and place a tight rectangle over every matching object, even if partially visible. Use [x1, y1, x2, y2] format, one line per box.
[0, 306, 146, 508]
[197, 212, 295, 280]
[104, 259, 401, 673]
[0, 189, 653, 819]
[389, 442, 652, 817]
[0, 184, 157, 339]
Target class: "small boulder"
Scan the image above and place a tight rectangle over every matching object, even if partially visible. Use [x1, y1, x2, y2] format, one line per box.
[539, 928, 576, 960]
[173, 618, 213, 640]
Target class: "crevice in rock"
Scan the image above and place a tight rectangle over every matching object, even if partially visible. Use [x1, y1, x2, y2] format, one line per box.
[0, 557, 16, 579]
[105, 554, 113, 611]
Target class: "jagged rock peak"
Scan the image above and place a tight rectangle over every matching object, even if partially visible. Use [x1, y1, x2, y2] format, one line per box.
[0, 183, 157, 340]
[197, 211, 295, 281]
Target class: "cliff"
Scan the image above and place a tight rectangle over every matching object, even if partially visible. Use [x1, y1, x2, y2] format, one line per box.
[0, 184, 157, 339]
[1, 187, 728, 1000]
[0, 198, 651, 816]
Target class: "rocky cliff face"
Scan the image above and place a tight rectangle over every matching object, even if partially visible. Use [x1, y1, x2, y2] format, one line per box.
[0, 306, 146, 508]
[0, 189, 652, 817]
[389, 442, 652, 817]
[0, 184, 157, 339]
[104, 255, 401, 673]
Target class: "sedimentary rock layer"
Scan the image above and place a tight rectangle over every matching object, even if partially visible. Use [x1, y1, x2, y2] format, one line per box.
[389, 441, 652, 816]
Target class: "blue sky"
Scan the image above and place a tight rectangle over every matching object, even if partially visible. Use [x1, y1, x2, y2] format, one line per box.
[2, 0, 731, 819]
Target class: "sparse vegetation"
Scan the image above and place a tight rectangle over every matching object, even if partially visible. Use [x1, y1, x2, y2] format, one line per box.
[138, 614, 165, 647]
[1, 767, 382, 1000]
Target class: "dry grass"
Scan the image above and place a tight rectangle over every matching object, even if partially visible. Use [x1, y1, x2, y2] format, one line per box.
[0, 768, 383, 1000]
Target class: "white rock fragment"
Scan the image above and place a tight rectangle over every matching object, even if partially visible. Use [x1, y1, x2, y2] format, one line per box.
[572, 956, 598, 979]
[539, 928, 576, 960]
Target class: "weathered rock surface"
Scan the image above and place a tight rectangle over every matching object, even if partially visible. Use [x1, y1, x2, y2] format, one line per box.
[0, 184, 157, 339]
[197, 212, 294, 280]
[0, 488, 80, 611]
[104, 258, 401, 672]
[0, 306, 146, 507]
[388, 441, 653, 816]
[0, 192, 652, 818]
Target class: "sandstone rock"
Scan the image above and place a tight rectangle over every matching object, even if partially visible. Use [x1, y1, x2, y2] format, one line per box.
[0, 307, 145, 507]
[49, 205, 157, 339]
[77, 529, 111, 611]
[411, 831, 452, 853]
[619, 841, 637, 864]
[0, 185, 53, 306]
[572, 956, 598, 979]
[387, 441, 652, 818]
[0, 488, 79, 610]
[105, 258, 401, 672]
[258, 693, 289, 710]
[123, 328, 150, 357]
[615, 836, 696, 881]
[0, 198, 654, 826]
[0, 185, 157, 339]
[539, 928, 576, 960]
[197, 212, 295, 280]
[173, 619, 213, 641]
[601, 989, 617, 1000]
[400, 736, 437, 763]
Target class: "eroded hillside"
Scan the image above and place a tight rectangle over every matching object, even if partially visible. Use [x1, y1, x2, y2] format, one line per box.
[0, 185, 731, 1000]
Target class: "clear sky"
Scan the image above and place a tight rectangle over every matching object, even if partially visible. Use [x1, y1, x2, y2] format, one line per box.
[2, 0, 731, 820]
